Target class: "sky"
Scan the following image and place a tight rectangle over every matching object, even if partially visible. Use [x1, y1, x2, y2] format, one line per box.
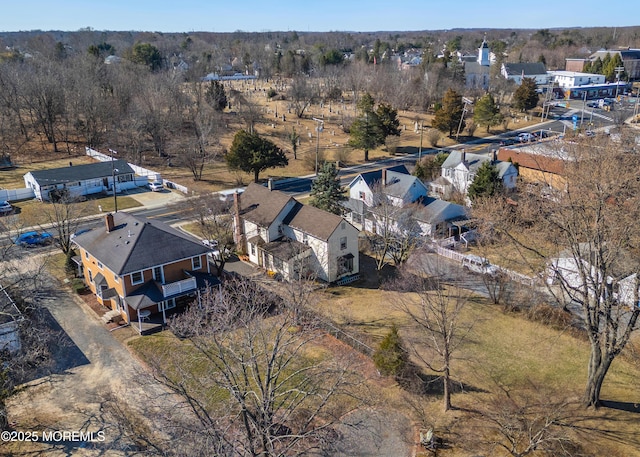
[1, 0, 637, 33]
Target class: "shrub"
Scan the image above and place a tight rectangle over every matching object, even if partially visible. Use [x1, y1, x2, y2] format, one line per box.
[373, 325, 408, 377]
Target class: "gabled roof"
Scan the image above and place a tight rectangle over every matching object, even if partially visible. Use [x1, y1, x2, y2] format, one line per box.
[348, 164, 409, 188]
[415, 198, 468, 224]
[502, 62, 547, 76]
[497, 148, 565, 175]
[27, 160, 134, 186]
[239, 183, 294, 227]
[384, 172, 428, 200]
[442, 151, 516, 179]
[282, 201, 348, 241]
[73, 213, 209, 276]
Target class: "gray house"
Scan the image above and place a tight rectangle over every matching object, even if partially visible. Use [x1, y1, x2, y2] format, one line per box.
[24, 160, 138, 202]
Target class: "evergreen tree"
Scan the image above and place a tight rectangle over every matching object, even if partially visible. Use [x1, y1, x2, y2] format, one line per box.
[205, 81, 228, 112]
[376, 103, 401, 139]
[373, 325, 408, 377]
[467, 161, 502, 201]
[473, 93, 503, 133]
[309, 162, 347, 215]
[226, 130, 288, 183]
[513, 77, 539, 112]
[432, 89, 464, 137]
[348, 93, 384, 161]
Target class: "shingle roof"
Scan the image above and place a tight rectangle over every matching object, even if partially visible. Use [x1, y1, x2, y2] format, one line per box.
[72, 213, 209, 275]
[282, 201, 344, 241]
[239, 183, 293, 226]
[497, 148, 565, 175]
[384, 172, 427, 199]
[442, 151, 515, 179]
[415, 199, 468, 224]
[28, 160, 134, 186]
[349, 164, 409, 188]
[503, 62, 547, 76]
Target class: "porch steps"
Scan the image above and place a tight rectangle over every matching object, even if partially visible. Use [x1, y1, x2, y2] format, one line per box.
[101, 310, 121, 324]
[336, 274, 360, 286]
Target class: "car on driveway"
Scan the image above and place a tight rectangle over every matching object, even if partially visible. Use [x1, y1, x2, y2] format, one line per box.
[517, 132, 536, 143]
[0, 201, 12, 215]
[148, 181, 164, 192]
[202, 239, 230, 260]
[462, 255, 500, 277]
[13, 231, 53, 247]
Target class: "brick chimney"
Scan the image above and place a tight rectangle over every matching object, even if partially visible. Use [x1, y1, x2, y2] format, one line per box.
[233, 191, 245, 253]
[105, 213, 115, 232]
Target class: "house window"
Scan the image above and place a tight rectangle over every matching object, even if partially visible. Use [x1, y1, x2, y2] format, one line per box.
[340, 237, 347, 250]
[153, 266, 164, 283]
[113, 275, 120, 283]
[192, 256, 202, 270]
[88, 270, 93, 283]
[359, 191, 366, 200]
[85, 251, 90, 259]
[97, 261, 103, 270]
[159, 298, 176, 311]
[131, 271, 144, 285]
[250, 244, 256, 256]
[303, 234, 308, 245]
[341, 222, 346, 230]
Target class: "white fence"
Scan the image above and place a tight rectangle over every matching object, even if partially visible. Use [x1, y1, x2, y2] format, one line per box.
[434, 245, 466, 262]
[86, 147, 189, 194]
[0, 188, 35, 202]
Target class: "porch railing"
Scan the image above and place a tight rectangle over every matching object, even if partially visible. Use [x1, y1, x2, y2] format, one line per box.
[161, 277, 197, 297]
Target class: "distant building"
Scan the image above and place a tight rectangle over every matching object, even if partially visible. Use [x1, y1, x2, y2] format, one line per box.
[501, 62, 550, 85]
[565, 48, 640, 80]
[549, 71, 606, 88]
[464, 37, 492, 89]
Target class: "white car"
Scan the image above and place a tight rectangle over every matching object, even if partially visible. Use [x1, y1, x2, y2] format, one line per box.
[0, 201, 12, 215]
[148, 181, 164, 192]
[462, 255, 500, 277]
[202, 239, 230, 260]
[518, 132, 536, 143]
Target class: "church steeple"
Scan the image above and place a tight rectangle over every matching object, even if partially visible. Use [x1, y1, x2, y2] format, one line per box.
[478, 34, 490, 66]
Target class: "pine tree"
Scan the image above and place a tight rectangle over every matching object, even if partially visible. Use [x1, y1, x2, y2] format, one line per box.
[309, 162, 347, 215]
[348, 93, 384, 161]
[432, 89, 464, 137]
[513, 77, 539, 112]
[373, 325, 408, 377]
[473, 93, 503, 133]
[467, 161, 502, 201]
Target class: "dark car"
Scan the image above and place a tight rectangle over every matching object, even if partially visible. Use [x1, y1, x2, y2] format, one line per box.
[499, 137, 518, 146]
[13, 231, 53, 247]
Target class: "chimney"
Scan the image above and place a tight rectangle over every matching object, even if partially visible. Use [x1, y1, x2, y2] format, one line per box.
[382, 168, 387, 186]
[105, 213, 115, 232]
[233, 191, 245, 252]
[268, 178, 273, 191]
[461, 149, 466, 164]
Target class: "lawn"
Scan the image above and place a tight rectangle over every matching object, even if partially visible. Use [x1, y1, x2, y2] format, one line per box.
[311, 278, 640, 456]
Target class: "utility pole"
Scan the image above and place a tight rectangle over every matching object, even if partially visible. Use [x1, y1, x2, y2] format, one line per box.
[418, 120, 424, 161]
[312, 118, 324, 176]
[614, 66, 625, 99]
[456, 97, 473, 141]
[108, 149, 118, 212]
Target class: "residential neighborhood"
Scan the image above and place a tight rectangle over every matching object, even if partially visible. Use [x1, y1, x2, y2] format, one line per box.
[1, 22, 640, 457]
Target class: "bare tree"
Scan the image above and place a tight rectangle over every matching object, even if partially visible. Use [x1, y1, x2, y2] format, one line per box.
[148, 277, 365, 457]
[473, 135, 640, 408]
[287, 76, 318, 119]
[41, 193, 89, 256]
[366, 183, 422, 271]
[394, 256, 473, 411]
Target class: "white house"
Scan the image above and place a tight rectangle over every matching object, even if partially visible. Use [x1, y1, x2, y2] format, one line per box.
[464, 37, 493, 89]
[348, 165, 413, 207]
[435, 150, 518, 198]
[548, 245, 640, 308]
[548, 70, 606, 89]
[501, 62, 550, 85]
[234, 183, 359, 284]
[24, 160, 138, 202]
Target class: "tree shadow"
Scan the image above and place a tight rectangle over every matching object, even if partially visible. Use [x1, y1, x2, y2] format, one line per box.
[396, 362, 485, 397]
[600, 400, 640, 414]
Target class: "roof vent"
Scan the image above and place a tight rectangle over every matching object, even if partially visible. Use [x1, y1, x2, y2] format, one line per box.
[128, 230, 132, 237]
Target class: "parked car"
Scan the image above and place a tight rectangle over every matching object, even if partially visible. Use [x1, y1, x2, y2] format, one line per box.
[499, 137, 518, 146]
[13, 231, 53, 247]
[462, 255, 500, 277]
[202, 239, 230, 260]
[586, 101, 600, 108]
[0, 201, 12, 215]
[517, 132, 536, 143]
[148, 181, 164, 192]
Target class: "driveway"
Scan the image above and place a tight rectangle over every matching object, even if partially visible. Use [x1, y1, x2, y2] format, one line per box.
[6, 257, 170, 455]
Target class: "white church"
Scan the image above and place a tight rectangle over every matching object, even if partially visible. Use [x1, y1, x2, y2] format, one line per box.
[463, 37, 493, 90]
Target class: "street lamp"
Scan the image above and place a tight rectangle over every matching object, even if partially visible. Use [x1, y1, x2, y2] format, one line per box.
[109, 148, 118, 213]
[312, 117, 324, 176]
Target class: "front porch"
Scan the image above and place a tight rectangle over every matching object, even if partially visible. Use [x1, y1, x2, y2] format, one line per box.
[132, 311, 169, 336]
